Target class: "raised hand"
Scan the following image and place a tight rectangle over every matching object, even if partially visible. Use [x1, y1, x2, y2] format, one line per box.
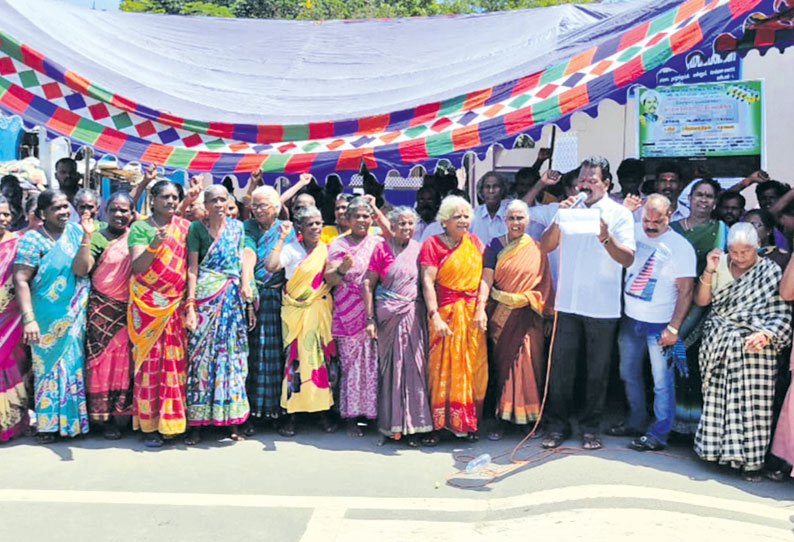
[298, 172, 313, 187]
[363, 193, 377, 210]
[540, 169, 561, 187]
[623, 194, 642, 212]
[248, 169, 263, 193]
[537, 147, 552, 163]
[747, 170, 769, 185]
[705, 248, 722, 272]
[150, 225, 168, 250]
[80, 210, 96, 237]
[278, 221, 293, 240]
[143, 163, 157, 185]
[559, 194, 579, 209]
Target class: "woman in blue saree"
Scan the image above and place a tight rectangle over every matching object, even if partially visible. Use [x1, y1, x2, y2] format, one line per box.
[184, 185, 250, 445]
[241, 184, 294, 432]
[13, 190, 90, 443]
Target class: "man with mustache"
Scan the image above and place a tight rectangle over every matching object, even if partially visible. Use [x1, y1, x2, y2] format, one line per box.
[652, 161, 689, 222]
[715, 192, 745, 227]
[413, 185, 443, 242]
[540, 156, 636, 451]
[609, 195, 696, 451]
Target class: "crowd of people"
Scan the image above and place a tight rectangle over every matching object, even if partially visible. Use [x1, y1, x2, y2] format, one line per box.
[2, 153, 794, 484]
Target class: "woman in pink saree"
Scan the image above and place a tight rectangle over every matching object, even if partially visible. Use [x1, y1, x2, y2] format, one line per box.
[0, 195, 27, 442]
[72, 192, 135, 439]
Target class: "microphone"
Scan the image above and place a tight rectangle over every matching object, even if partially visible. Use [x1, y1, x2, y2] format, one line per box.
[570, 191, 588, 208]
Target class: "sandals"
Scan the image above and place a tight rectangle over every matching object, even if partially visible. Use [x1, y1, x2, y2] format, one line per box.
[241, 420, 256, 437]
[346, 420, 364, 437]
[36, 432, 57, 445]
[103, 424, 123, 441]
[742, 469, 763, 483]
[465, 432, 479, 442]
[183, 429, 201, 446]
[406, 435, 420, 448]
[421, 432, 440, 447]
[318, 414, 337, 434]
[278, 418, 297, 437]
[143, 433, 163, 448]
[763, 469, 786, 482]
[229, 427, 246, 442]
[541, 432, 566, 449]
[582, 433, 602, 450]
[487, 422, 506, 441]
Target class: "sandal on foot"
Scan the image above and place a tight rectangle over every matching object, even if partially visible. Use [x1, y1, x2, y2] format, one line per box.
[421, 432, 440, 447]
[278, 421, 296, 438]
[319, 414, 337, 434]
[582, 433, 602, 450]
[407, 435, 420, 448]
[183, 430, 201, 446]
[541, 432, 565, 449]
[346, 420, 364, 438]
[241, 421, 256, 437]
[143, 433, 163, 448]
[103, 425, 123, 440]
[36, 432, 56, 444]
[465, 432, 479, 442]
[763, 469, 786, 482]
[229, 429, 246, 442]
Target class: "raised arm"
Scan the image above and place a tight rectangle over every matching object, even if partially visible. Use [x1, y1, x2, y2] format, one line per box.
[240, 169, 262, 221]
[130, 164, 157, 213]
[71, 211, 97, 277]
[598, 218, 634, 268]
[521, 169, 561, 207]
[725, 169, 768, 194]
[324, 252, 353, 288]
[694, 249, 721, 306]
[364, 194, 392, 239]
[130, 224, 168, 275]
[279, 173, 312, 205]
[178, 175, 202, 218]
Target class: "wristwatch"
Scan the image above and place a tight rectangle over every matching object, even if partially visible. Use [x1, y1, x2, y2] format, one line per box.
[666, 324, 679, 335]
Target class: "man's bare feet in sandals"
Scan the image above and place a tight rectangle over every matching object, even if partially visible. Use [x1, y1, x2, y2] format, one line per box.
[582, 433, 602, 450]
[184, 427, 201, 446]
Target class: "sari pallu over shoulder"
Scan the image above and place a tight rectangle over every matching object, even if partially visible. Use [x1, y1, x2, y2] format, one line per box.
[27, 223, 90, 437]
[85, 231, 133, 421]
[281, 242, 335, 414]
[695, 258, 792, 471]
[0, 233, 28, 441]
[186, 219, 250, 426]
[375, 239, 433, 436]
[426, 233, 487, 435]
[128, 216, 189, 436]
[487, 235, 553, 425]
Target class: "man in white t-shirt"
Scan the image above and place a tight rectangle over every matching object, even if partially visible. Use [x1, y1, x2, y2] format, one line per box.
[610, 195, 696, 451]
[540, 156, 636, 451]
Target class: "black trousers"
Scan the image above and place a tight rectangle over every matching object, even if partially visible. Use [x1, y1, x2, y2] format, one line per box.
[545, 311, 619, 436]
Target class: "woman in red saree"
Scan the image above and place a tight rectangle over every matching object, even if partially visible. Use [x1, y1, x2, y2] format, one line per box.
[419, 195, 489, 444]
[482, 199, 554, 440]
[72, 193, 135, 440]
[128, 180, 190, 448]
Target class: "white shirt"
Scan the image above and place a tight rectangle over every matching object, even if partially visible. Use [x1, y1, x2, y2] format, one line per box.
[470, 199, 509, 247]
[418, 220, 444, 243]
[279, 240, 307, 280]
[624, 225, 696, 323]
[553, 195, 636, 318]
[527, 202, 560, 288]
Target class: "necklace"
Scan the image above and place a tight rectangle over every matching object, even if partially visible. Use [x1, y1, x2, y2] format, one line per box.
[149, 215, 169, 229]
[39, 223, 60, 243]
[440, 232, 461, 249]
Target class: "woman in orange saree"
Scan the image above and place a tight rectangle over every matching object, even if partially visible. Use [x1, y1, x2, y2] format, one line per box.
[128, 180, 190, 448]
[482, 200, 554, 440]
[419, 195, 488, 444]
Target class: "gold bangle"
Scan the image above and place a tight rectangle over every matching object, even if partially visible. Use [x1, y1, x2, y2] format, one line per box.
[698, 275, 712, 285]
[80, 242, 90, 247]
[146, 244, 158, 253]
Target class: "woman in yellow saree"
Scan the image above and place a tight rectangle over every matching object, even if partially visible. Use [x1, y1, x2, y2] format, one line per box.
[419, 195, 488, 444]
[265, 205, 336, 436]
[128, 180, 190, 448]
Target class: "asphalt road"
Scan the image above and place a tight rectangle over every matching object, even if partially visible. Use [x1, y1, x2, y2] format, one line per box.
[2, 421, 793, 541]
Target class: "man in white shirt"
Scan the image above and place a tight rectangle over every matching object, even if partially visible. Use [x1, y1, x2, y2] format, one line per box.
[609, 195, 696, 451]
[540, 156, 636, 451]
[469, 171, 509, 246]
[412, 185, 441, 242]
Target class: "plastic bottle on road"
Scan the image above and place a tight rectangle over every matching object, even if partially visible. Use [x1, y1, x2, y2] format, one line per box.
[465, 453, 491, 473]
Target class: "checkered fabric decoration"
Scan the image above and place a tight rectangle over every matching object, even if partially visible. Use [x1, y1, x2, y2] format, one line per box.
[0, 0, 778, 177]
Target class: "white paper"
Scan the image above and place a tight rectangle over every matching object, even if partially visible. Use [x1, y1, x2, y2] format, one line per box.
[558, 208, 601, 235]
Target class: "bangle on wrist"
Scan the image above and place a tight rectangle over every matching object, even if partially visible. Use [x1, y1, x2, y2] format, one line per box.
[428, 309, 438, 319]
[22, 311, 35, 325]
[703, 269, 715, 274]
[600, 235, 610, 245]
[146, 244, 158, 253]
[366, 316, 376, 323]
[666, 324, 679, 336]
[335, 267, 346, 277]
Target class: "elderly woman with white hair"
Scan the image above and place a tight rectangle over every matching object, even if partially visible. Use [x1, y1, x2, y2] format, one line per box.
[325, 196, 383, 437]
[183, 184, 250, 445]
[694, 222, 792, 480]
[419, 194, 489, 443]
[240, 184, 295, 432]
[481, 199, 554, 440]
[362, 205, 433, 446]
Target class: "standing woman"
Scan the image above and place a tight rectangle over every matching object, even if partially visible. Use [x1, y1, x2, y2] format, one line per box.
[694, 223, 791, 480]
[482, 200, 554, 440]
[0, 195, 28, 442]
[128, 180, 190, 448]
[362, 206, 433, 447]
[241, 185, 294, 427]
[265, 205, 336, 436]
[669, 178, 727, 437]
[419, 195, 489, 443]
[183, 185, 250, 444]
[325, 197, 383, 437]
[13, 190, 90, 443]
[72, 193, 135, 439]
